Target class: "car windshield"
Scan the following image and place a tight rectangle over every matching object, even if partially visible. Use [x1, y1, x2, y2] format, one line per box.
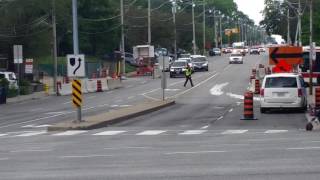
[265, 77, 297, 88]
[172, 62, 186, 66]
[231, 54, 242, 57]
[213, 48, 220, 51]
[192, 57, 206, 62]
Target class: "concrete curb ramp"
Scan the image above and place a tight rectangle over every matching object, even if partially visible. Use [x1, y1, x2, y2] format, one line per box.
[48, 100, 175, 131]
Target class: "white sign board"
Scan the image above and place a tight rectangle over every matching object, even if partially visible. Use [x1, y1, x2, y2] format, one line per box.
[25, 58, 33, 74]
[133, 45, 154, 59]
[67, 54, 85, 77]
[13, 45, 23, 64]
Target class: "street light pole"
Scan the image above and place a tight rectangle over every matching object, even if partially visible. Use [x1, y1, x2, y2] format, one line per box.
[309, 0, 313, 95]
[203, 1, 206, 55]
[172, 0, 177, 59]
[148, 0, 151, 45]
[287, 8, 291, 45]
[298, 0, 302, 46]
[120, 0, 125, 77]
[192, 0, 196, 55]
[52, 0, 58, 95]
[219, 15, 222, 48]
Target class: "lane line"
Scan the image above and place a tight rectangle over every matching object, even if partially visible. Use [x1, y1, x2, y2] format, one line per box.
[264, 130, 288, 134]
[93, 131, 126, 136]
[104, 146, 152, 150]
[136, 130, 166, 135]
[63, 101, 71, 105]
[229, 108, 233, 112]
[53, 130, 87, 136]
[16, 131, 47, 137]
[10, 149, 52, 153]
[0, 134, 8, 137]
[201, 125, 209, 129]
[217, 116, 224, 121]
[179, 130, 207, 135]
[60, 155, 112, 159]
[287, 147, 320, 150]
[165, 150, 226, 155]
[127, 96, 135, 99]
[222, 130, 248, 134]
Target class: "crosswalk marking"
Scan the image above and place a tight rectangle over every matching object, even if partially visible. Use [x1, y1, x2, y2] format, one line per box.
[93, 131, 126, 136]
[16, 131, 47, 137]
[264, 130, 288, 134]
[222, 130, 248, 134]
[136, 130, 166, 135]
[179, 130, 207, 135]
[53, 130, 87, 136]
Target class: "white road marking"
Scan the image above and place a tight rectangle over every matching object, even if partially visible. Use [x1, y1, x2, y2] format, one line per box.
[171, 72, 219, 98]
[229, 108, 233, 112]
[53, 130, 87, 136]
[60, 155, 112, 159]
[223, 64, 232, 71]
[63, 101, 71, 105]
[165, 150, 226, 155]
[136, 130, 166, 135]
[165, 89, 181, 92]
[21, 124, 36, 128]
[222, 130, 248, 134]
[142, 94, 161, 101]
[217, 116, 224, 121]
[10, 149, 52, 153]
[104, 146, 152, 150]
[127, 96, 135, 99]
[45, 111, 68, 115]
[0, 134, 7, 137]
[179, 130, 207, 135]
[287, 147, 320, 150]
[210, 83, 229, 96]
[93, 131, 126, 136]
[201, 125, 209, 129]
[16, 131, 47, 137]
[264, 130, 288, 134]
[226, 92, 260, 101]
[0, 158, 9, 161]
[118, 105, 132, 108]
[110, 105, 119, 108]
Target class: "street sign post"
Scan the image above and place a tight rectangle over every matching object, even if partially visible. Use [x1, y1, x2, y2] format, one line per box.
[67, 54, 85, 77]
[13, 45, 23, 97]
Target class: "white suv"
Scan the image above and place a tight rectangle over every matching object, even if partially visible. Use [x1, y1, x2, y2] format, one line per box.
[0, 71, 18, 88]
[260, 73, 308, 113]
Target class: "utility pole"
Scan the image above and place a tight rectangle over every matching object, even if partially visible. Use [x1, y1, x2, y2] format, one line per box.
[120, 0, 125, 77]
[219, 15, 222, 48]
[309, 0, 313, 95]
[192, 0, 196, 55]
[203, 1, 206, 55]
[298, 0, 302, 46]
[148, 0, 151, 44]
[287, 8, 291, 45]
[172, 0, 177, 59]
[214, 9, 217, 48]
[72, 0, 81, 122]
[52, 0, 58, 95]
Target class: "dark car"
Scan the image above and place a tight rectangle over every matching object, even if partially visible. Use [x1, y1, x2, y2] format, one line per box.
[209, 48, 222, 56]
[169, 61, 188, 78]
[191, 55, 208, 71]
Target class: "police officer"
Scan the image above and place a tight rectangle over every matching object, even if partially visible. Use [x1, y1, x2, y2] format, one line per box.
[184, 64, 194, 87]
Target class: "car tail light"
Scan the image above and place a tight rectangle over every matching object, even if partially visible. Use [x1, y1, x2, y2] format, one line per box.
[298, 88, 302, 97]
[260, 88, 264, 96]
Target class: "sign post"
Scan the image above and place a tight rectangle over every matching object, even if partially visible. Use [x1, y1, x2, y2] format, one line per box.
[13, 45, 23, 97]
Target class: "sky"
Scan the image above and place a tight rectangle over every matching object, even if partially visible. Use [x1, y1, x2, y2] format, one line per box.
[234, 0, 265, 25]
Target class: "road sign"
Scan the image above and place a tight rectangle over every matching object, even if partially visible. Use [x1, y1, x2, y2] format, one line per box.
[67, 54, 85, 77]
[13, 45, 23, 64]
[269, 46, 303, 65]
[25, 59, 33, 74]
[72, 79, 82, 108]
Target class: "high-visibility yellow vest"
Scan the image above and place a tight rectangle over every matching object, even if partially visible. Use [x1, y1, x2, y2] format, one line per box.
[185, 67, 192, 76]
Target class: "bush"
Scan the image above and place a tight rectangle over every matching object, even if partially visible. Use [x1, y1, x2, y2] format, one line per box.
[18, 79, 32, 95]
[7, 87, 18, 98]
[0, 78, 9, 89]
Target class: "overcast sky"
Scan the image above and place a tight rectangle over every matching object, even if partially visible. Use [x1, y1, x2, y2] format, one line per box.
[234, 0, 265, 25]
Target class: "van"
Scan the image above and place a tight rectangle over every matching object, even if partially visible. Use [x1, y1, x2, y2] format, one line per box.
[0, 71, 18, 88]
[260, 73, 308, 113]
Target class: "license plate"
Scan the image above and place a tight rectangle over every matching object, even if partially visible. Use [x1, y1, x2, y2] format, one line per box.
[276, 92, 286, 97]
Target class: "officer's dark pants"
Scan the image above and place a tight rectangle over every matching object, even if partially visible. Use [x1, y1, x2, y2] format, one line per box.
[184, 75, 194, 87]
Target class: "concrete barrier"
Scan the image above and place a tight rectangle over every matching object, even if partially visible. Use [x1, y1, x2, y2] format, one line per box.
[107, 79, 123, 90]
[86, 79, 98, 93]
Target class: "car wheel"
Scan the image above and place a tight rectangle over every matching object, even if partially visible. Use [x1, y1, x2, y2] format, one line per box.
[260, 108, 267, 113]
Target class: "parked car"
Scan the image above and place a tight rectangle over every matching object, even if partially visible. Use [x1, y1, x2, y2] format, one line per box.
[260, 73, 308, 113]
[169, 61, 188, 78]
[0, 71, 18, 88]
[209, 48, 221, 56]
[250, 48, 260, 55]
[229, 52, 244, 64]
[191, 55, 208, 71]
[259, 47, 266, 53]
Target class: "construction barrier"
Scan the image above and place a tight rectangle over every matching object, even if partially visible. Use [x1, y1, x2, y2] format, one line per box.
[107, 78, 122, 90]
[254, 79, 260, 94]
[241, 91, 257, 120]
[97, 80, 103, 92]
[316, 88, 320, 109]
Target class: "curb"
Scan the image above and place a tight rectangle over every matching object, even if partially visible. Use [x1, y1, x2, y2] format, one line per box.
[48, 100, 175, 131]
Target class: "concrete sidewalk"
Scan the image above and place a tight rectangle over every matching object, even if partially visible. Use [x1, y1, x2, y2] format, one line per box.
[6, 91, 50, 104]
[48, 100, 175, 131]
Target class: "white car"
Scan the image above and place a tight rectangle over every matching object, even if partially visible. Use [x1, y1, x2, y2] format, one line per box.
[229, 53, 243, 64]
[0, 71, 18, 88]
[176, 58, 193, 69]
[260, 73, 308, 113]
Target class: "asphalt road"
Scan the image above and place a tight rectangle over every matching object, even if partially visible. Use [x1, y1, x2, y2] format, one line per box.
[0, 53, 318, 180]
